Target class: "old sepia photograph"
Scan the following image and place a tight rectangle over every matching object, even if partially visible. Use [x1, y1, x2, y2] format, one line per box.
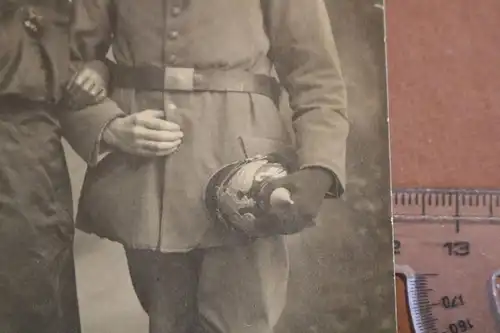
[0, 0, 394, 332]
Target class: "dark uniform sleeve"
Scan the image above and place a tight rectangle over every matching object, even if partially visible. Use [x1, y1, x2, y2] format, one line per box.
[59, 0, 126, 166]
[264, 0, 349, 197]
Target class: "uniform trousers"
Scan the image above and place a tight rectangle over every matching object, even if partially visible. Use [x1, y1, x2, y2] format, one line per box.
[125, 236, 289, 333]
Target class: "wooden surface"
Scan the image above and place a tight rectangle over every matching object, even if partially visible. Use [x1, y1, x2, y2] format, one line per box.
[387, 0, 500, 189]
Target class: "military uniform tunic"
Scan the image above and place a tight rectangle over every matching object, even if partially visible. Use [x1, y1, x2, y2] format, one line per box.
[62, 0, 349, 252]
[61, 1, 348, 332]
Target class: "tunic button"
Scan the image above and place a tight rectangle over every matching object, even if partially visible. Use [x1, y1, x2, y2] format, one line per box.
[168, 31, 179, 40]
[193, 73, 203, 84]
[168, 54, 177, 64]
[166, 103, 177, 111]
[171, 6, 182, 16]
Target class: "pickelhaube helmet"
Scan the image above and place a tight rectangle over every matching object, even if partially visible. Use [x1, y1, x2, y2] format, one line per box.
[204, 149, 299, 238]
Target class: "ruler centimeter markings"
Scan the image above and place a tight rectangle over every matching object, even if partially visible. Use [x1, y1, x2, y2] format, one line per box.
[392, 188, 500, 232]
[414, 274, 439, 333]
[397, 270, 441, 333]
[393, 188, 500, 333]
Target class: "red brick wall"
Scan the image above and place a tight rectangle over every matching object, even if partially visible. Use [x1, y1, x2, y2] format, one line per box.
[386, 0, 500, 188]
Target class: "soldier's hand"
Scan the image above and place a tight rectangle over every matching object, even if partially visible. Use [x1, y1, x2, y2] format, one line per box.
[102, 109, 184, 157]
[259, 167, 335, 235]
[66, 61, 109, 107]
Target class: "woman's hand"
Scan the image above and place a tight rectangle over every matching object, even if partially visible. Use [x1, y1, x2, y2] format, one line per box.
[66, 60, 109, 108]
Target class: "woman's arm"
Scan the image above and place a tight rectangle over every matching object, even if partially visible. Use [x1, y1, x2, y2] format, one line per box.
[59, 0, 126, 166]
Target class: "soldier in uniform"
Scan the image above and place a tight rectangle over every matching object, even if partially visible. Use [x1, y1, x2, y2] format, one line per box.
[62, 1, 349, 332]
[0, 1, 107, 332]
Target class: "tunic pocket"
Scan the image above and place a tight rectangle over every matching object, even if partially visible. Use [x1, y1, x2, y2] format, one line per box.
[76, 152, 163, 247]
[236, 136, 298, 173]
[237, 136, 294, 158]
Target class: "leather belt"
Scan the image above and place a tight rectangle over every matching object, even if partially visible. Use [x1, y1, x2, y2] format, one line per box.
[110, 63, 281, 106]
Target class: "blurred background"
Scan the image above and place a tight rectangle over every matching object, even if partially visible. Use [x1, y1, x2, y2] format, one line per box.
[65, 0, 395, 332]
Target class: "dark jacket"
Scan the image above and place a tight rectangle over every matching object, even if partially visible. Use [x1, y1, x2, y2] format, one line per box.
[0, 2, 80, 332]
[60, 0, 349, 252]
[0, 0, 71, 102]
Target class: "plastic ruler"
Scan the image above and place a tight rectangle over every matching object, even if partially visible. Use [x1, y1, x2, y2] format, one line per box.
[393, 188, 500, 333]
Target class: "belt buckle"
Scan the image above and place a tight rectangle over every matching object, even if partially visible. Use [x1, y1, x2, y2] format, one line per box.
[164, 67, 195, 91]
